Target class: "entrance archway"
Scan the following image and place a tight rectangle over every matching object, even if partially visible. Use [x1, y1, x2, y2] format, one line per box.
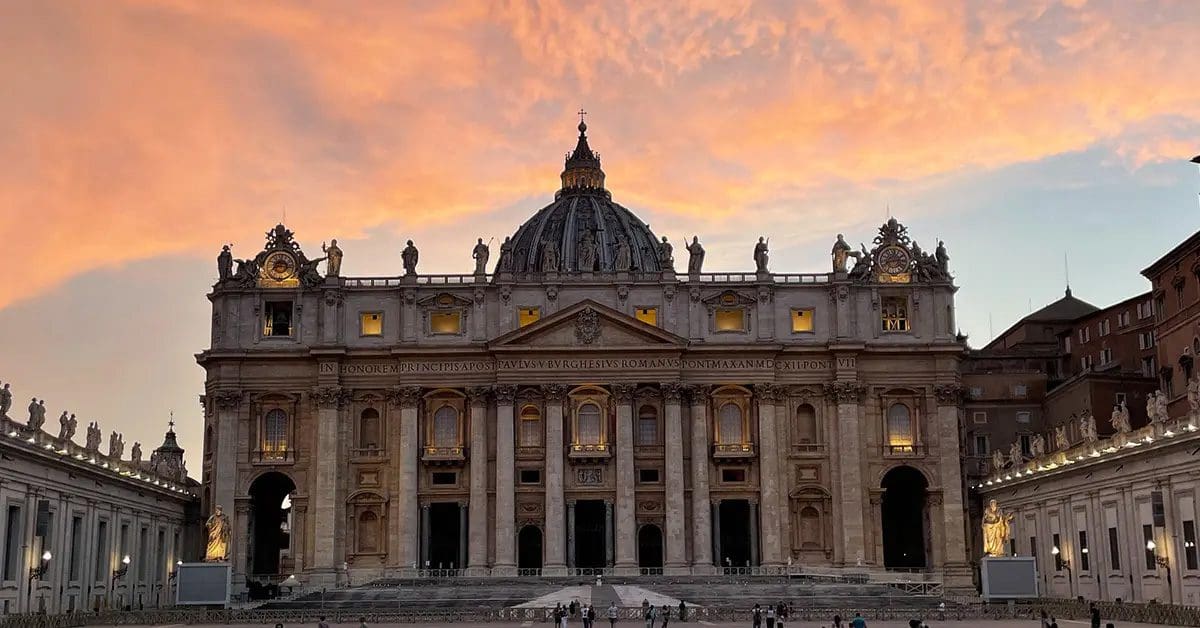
[638, 524, 664, 571]
[248, 472, 296, 577]
[574, 500, 607, 568]
[881, 466, 929, 569]
[518, 525, 543, 571]
[428, 502, 462, 569]
[718, 500, 752, 568]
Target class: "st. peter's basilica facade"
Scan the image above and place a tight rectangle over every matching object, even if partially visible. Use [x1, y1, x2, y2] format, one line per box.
[197, 120, 971, 593]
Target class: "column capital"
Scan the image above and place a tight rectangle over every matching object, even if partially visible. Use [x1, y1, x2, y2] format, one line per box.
[754, 383, 782, 403]
[682, 384, 710, 403]
[933, 383, 964, 406]
[494, 384, 517, 404]
[612, 383, 636, 403]
[660, 382, 683, 403]
[387, 385, 422, 409]
[210, 390, 243, 410]
[823, 380, 866, 404]
[466, 386, 492, 404]
[311, 386, 350, 409]
[540, 384, 567, 401]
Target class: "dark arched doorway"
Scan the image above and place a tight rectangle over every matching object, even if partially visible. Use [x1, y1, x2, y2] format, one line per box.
[718, 499, 752, 568]
[248, 471, 296, 577]
[881, 466, 928, 569]
[518, 525, 543, 571]
[638, 524, 664, 572]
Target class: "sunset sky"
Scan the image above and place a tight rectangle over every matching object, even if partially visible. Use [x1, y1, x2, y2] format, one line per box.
[2, 0, 1199, 465]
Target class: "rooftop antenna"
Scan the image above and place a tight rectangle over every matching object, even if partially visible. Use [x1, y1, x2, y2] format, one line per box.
[1064, 252, 1071, 295]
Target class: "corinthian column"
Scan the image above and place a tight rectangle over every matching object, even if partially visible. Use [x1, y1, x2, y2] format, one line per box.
[662, 383, 687, 571]
[542, 384, 567, 573]
[613, 383, 637, 572]
[467, 386, 491, 571]
[826, 380, 867, 566]
[390, 385, 422, 567]
[686, 385, 713, 569]
[311, 386, 346, 571]
[493, 385, 517, 574]
[754, 384, 783, 566]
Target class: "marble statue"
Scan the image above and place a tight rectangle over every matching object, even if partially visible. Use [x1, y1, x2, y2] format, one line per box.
[1080, 410, 1098, 443]
[981, 499, 1015, 557]
[217, 245, 233, 281]
[577, 232, 597, 272]
[753, 237, 769, 273]
[401, 240, 419, 275]
[1154, 390, 1169, 423]
[472, 238, 489, 275]
[614, 235, 632, 272]
[1054, 425, 1069, 450]
[1189, 374, 1200, 416]
[27, 398, 39, 429]
[935, 240, 949, 274]
[85, 422, 101, 452]
[686, 236, 705, 275]
[657, 236, 674, 270]
[1111, 402, 1131, 433]
[498, 237, 513, 272]
[1008, 440, 1023, 468]
[991, 449, 1005, 473]
[1031, 433, 1046, 458]
[64, 413, 76, 441]
[322, 239, 343, 277]
[130, 442, 142, 467]
[57, 412, 70, 439]
[831, 234, 851, 272]
[541, 240, 559, 273]
[1147, 393, 1159, 423]
[0, 382, 10, 418]
[205, 505, 232, 562]
[108, 431, 124, 459]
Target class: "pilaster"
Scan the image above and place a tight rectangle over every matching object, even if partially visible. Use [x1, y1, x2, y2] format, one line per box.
[311, 385, 347, 571]
[466, 386, 490, 570]
[754, 383, 783, 566]
[493, 385, 517, 573]
[389, 385, 422, 567]
[934, 383, 973, 589]
[826, 379, 868, 566]
[613, 383, 637, 572]
[542, 384, 567, 573]
[661, 382, 687, 571]
[686, 385, 713, 569]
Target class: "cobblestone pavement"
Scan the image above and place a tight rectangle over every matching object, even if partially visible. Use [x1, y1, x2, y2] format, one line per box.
[91, 620, 1178, 628]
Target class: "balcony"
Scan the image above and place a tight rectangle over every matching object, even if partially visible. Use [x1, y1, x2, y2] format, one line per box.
[791, 443, 827, 456]
[421, 445, 466, 466]
[567, 443, 612, 462]
[253, 448, 295, 464]
[881, 444, 927, 459]
[350, 447, 388, 462]
[712, 442, 756, 462]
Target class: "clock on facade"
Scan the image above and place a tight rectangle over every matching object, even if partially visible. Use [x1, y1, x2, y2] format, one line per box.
[263, 251, 298, 282]
[877, 245, 910, 276]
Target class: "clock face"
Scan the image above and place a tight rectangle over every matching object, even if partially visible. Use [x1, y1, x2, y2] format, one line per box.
[263, 251, 297, 281]
[877, 245, 910, 275]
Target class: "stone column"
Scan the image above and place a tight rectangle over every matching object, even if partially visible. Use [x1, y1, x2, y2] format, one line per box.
[712, 500, 722, 567]
[542, 384, 567, 573]
[827, 381, 867, 566]
[209, 391, 241, 540]
[754, 384, 783, 566]
[750, 501, 760, 567]
[493, 386, 517, 574]
[661, 383, 687, 571]
[311, 386, 345, 573]
[290, 497, 307, 573]
[687, 385, 714, 569]
[419, 504, 431, 568]
[934, 384, 972, 589]
[567, 500, 577, 568]
[614, 383, 637, 572]
[466, 386, 491, 571]
[604, 500, 614, 567]
[391, 385, 423, 568]
[927, 491, 945, 568]
[458, 502, 468, 570]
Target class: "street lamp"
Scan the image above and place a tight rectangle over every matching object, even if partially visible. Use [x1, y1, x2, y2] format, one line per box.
[1147, 539, 1173, 603]
[27, 551, 52, 613]
[111, 555, 131, 610]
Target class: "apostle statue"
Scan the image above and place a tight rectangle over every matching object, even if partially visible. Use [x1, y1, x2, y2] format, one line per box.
[1189, 374, 1200, 417]
[1154, 390, 1169, 423]
[401, 240, 419, 276]
[130, 442, 142, 467]
[108, 431, 124, 459]
[471, 238, 489, 275]
[497, 236, 514, 273]
[85, 422, 100, 452]
[657, 236, 674, 271]
[1146, 392, 1159, 424]
[27, 398, 39, 430]
[935, 240, 949, 274]
[1111, 402, 1132, 433]
[577, 232, 597, 272]
[686, 236, 705, 275]
[1080, 410, 1098, 443]
[1008, 440, 1023, 468]
[832, 234, 852, 273]
[541, 240, 560, 273]
[614, 235, 632, 272]
[216, 245, 233, 281]
[322, 239, 343, 277]
[204, 505, 232, 562]
[1030, 433, 1046, 458]
[981, 499, 1015, 557]
[990, 449, 1005, 473]
[0, 382, 10, 418]
[58, 412, 72, 440]
[753, 236, 769, 273]
[1054, 425, 1070, 450]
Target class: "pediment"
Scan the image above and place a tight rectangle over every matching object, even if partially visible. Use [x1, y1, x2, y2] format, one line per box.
[490, 300, 686, 349]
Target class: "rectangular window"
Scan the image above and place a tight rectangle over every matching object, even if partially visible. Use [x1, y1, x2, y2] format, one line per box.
[721, 468, 747, 483]
[635, 307, 658, 326]
[519, 469, 541, 485]
[1079, 530, 1090, 571]
[790, 308, 814, 333]
[1100, 320, 1111, 336]
[359, 312, 383, 336]
[263, 301, 293, 337]
[881, 297, 909, 332]
[94, 520, 108, 581]
[429, 311, 462, 334]
[2, 505, 20, 580]
[1116, 392, 1127, 407]
[1020, 434, 1032, 456]
[1064, 336, 1072, 353]
[137, 527, 148, 580]
[1143, 356, 1157, 378]
[638, 469, 661, 483]
[715, 308, 746, 332]
[973, 411, 987, 424]
[1016, 411, 1031, 424]
[431, 471, 457, 486]
[1030, 535, 1038, 559]
[1108, 526, 1121, 571]
[1144, 524, 1156, 571]
[974, 435, 989, 456]
[155, 529, 166, 582]
[518, 307, 541, 327]
[1053, 533, 1063, 571]
[1100, 348, 1113, 364]
[69, 516, 83, 581]
[1118, 311, 1130, 327]
[1081, 355, 1093, 371]
[637, 416, 657, 446]
[1185, 521, 1199, 571]
[1012, 384, 1028, 398]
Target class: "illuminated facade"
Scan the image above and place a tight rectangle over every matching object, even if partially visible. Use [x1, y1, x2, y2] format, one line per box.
[197, 121, 971, 593]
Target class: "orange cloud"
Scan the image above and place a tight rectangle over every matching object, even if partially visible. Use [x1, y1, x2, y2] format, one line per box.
[1, 0, 1197, 308]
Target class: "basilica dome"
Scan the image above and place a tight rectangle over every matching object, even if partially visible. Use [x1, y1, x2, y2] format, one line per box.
[501, 121, 664, 275]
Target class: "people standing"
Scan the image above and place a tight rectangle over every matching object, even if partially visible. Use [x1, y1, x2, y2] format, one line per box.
[644, 603, 657, 628]
[832, 613, 842, 628]
[317, 617, 329, 628]
[1090, 603, 1100, 628]
[765, 603, 776, 628]
[660, 605, 671, 628]
[752, 604, 762, 628]
[677, 600, 686, 623]
[607, 601, 619, 628]
[849, 612, 867, 628]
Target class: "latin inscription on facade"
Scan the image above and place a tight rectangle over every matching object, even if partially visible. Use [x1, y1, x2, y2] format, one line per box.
[321, 356, 856, 375]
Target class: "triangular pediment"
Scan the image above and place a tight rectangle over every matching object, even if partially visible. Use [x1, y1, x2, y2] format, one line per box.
[490, 300, 687, 349]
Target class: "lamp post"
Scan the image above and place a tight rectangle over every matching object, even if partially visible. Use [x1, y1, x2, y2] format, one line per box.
[1052, 545, 1073, 598]
[27, 551, 51, 614]
[111, 555, 131, 610]
[1147, 540, 1173, 604]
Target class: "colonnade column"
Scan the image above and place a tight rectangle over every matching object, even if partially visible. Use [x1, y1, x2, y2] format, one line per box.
[392, 385, 423, 568]
[466, 387, 490, 571]
[542, 384, 567, 573]
[614, 384, 637, 571]
[754, 384, 783, 566]
[934, 384, 972, 588]
[687, 386, 713, 569]
[311, 386, 345, 573]
[493, 386, 517, 573]
[662, 383, 687, 571]
[827, 381, 866, 566]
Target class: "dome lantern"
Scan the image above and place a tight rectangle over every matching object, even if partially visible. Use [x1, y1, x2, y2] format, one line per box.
[559, 110, 607, 198]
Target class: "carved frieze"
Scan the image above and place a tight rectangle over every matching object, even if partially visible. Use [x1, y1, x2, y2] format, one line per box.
[660, 382, 683, 403]
[493, 385, 517, 404]
[824, 381, 866, 404]
[311, 386, 350, 409]
[683, 384, 710, 403]
[576, 468, 603, 485]
[933, 383, 964, 405]
[575, 307, 602, 344]
[386, 385, 422, 409]
[612, 383, 635, 403]
[754, 383, 781, 403]
[211, 390, 243, 410]
[540, 384, 567, 401]
[466, 386, 492, 404]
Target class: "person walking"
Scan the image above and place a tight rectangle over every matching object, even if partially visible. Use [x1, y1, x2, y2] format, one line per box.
[678, 600, 686, 623]
[832, 613, 842, 628]
[1089, 603, 1101, 628]
[358, 617, 368, 628]
[582, 604, 592, 628]
[588, 604, 598, 628]
[607, 602, 619, 628]
[644, 603, 658, 628]
[661, 605, 671, 628]
[765, 603, 776, 628]
[849, 612, 867, 628]
[317, 618, 329, 628]
[752, 604, 762, 628]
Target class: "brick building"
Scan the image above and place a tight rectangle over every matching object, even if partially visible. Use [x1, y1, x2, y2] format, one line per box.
[1142, 230, 1200, 421]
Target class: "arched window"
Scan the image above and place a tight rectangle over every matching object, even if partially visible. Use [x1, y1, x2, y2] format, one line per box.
[799, 506, 821, 548]
[795, 404, 817, 444]
[718, 402, 744, 444]
[519, 406, 542, 447]
[359, 408, 381, 450]
[577, 403, 602, 445]
[637, 405, 658, 446]
[263, 409, 288, 457]
[433, 406, 459, 447]
[886, 403, 914, 452]
[358, 511, 380, 553]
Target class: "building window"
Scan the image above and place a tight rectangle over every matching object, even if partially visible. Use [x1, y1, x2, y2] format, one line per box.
[974, 435, 990, 456]
[69, 516, 83, 581]
[431, 471, 457, 485]
[1156, 295, 1165, 320]
[1016, 411, 1031, 424]
[359, 312, 383, 336]
[794, 404, 817, 444]
[264, 301, 293, 337]
[137, 526, 148, 580]
[1019, 434, 1032, 456]
[1118, 311, 1130, 327]
[519, 406, 542, 447]
[1144, 524, 1156, 571]
[635, 307, 658, 326]
[576, 403, 602, 445]
[721, 468, 746, 483]
[1079, 327, 1091, 343]
[1185, 521, 1199, 571]
[94, 520, 108, 581]
[717, 402, 745, 445]
[432, 406, 460, 447]
[1108, 526, 1121, 571]
[155, 529, 165, 582]
[518, 307, 541, 327]
[430, 311, 462, 334]
[1078, 530, 1090, 571]
[1081, 355, 1093, 371]
[638, 469, 660, 483]
[886, 403, 914, 451]
[636, 405, 658, 446]
[262, 409, 289, 458]
[1177, 283, 1185, 308]
[881, 297, 909, 332]
[359, 408, 381, 450]
[1142, 356, 1156, 378]
[714, 308, 746, 332]
[1030, 535, 1038, 560]
[1100, 348, 1113, 365]
[1011, 385, 1027, 398]
[969, 387, 983, 399]
[1064, 336, 1072, 353]
[1099, 320, 1111, 336]
[3, 505, 21, 580]
[519, 469, 541, 485]
[790, 309, 815, 333]
[1139, 332, 1154, 349]
[1053, 533, 1063, 571]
